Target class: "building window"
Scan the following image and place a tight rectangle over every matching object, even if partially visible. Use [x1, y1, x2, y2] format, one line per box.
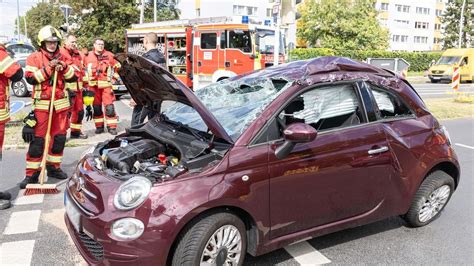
[414, 36, 428, 43]
[233, 5, 258, 16]
[196, 8, 200, 17]
[267, 8, 272, 17]
[394, 19, 409, 25]
[392, 35, 409, 43]
[416, 7, 430, 15]
[415, 22, 429, 29]
[436, 9, 443, 16]
[395, 4, 410, 12]
[379, 18, 388, 27]
[380, 3, 389, 10]
[434, 37, 443, 44]
[435, 23, 441, 30]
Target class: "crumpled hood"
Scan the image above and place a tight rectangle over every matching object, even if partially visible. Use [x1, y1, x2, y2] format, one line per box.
[115, 53, 234, 144]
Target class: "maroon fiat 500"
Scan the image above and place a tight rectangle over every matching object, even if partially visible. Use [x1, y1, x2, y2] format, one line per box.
[65, 55, 459, 265]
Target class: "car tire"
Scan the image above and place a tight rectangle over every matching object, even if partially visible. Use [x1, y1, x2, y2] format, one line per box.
[404, 170, 454, 227]
[12, 80, 29, 97]
[172, 212, 247, 266]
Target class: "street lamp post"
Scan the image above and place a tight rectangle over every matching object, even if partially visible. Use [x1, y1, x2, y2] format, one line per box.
[16, 0, 20, 40]
[458, 0, 466, 48]
[60, 4, 72, 33]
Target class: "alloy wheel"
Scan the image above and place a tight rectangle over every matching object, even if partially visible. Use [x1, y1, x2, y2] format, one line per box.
[418, 185, 451, 223]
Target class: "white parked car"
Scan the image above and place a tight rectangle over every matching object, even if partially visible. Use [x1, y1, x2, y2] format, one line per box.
[11, 56, 32, 97]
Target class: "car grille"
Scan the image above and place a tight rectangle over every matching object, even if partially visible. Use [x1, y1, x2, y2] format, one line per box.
[78, 232, 104, 261]
[432, 70, 444, 74]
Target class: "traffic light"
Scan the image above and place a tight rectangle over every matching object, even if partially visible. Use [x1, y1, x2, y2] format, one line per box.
[281, 0, 302, 25]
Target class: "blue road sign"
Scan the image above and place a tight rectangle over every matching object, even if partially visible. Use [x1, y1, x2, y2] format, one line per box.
[10, 101, 25, 115]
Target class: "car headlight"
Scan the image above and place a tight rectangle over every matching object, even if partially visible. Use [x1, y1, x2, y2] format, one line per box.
[114, 176, 151, 210]
[440, 125, 452, 145]
[111, 218, 144, 241]
[80, 145, 95, 160]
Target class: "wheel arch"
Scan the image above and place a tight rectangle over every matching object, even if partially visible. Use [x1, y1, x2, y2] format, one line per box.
[166, 205, 259, 265]
[425, 161, 460, 189]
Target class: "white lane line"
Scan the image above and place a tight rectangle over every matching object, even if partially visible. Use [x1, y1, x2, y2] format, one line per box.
[13, 193, 44, 206]
[0, 240, 35, 265]
[418, 92, 450, 95]
[284, 241, 331, 265]
[3, 210, 42, 235]
[455, 143, 474, 150]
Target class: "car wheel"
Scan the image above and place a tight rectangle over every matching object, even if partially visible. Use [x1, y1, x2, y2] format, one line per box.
[404, 170, 454, 227]
[429, 79, 439, 83]
[172, 212, 247, 266]
[12, 80, 29, 97]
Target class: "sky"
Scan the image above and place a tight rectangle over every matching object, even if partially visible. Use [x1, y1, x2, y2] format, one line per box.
[0, 0, 39, 40]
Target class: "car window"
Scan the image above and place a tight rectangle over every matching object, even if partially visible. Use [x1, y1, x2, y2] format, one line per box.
[200, 33, 217, 49]
[254, 83, 365, 144]
[370, 87, 413, 119]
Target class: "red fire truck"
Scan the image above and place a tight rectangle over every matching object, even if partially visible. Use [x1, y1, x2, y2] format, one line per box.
[126, 17, 285, 89]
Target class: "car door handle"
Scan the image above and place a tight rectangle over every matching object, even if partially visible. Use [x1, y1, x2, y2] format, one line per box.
[368, 146, 389, 155]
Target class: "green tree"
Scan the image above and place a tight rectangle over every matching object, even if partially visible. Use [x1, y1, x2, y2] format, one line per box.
[144, 0, 180, 23]
[441, 0, 473, 49]
[17, 3, 64, 49]
[297, 0, 389, 50]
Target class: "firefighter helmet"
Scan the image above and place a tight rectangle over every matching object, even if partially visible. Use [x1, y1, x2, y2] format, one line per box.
[37, 25, 62, 46]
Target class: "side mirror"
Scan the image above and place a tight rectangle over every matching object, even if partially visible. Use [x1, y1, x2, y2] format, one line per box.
[275, 123, 317, 159]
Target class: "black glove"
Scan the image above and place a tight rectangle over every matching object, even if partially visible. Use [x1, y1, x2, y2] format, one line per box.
[68, 89, 77, 98]
[22, 111, 37, 143]
[86, 105, 93, 121]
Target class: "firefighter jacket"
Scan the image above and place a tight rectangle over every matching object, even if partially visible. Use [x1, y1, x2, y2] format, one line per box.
[83, 49, 120, 89]
[0, 46, 23, 123]
[25, 48, 76, 113]
[60, 47, 84, 92]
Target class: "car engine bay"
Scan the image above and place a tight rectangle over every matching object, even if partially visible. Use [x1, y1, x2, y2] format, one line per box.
[93, 118, 230, 183]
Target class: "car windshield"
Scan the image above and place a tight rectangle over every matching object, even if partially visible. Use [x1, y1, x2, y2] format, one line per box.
[436, 56, 461, 65]
[162, 78, 291, 141]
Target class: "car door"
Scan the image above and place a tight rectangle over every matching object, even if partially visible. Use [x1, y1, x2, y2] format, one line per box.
[268, 82, 396, 239]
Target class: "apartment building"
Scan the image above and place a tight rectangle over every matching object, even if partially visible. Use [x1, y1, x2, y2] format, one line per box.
[376, 0, 447, 51]
[177, 0, 297, 46]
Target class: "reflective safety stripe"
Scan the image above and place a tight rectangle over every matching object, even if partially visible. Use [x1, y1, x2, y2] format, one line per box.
[33, 98, 70, 111]
[113, 62, 121, 69]
[94, 118, 104, 123]
[70, 123, 82, 130]
[87, 80, 97, 86]
[25, 66, 39, 72]
[26, 161, 41, 169]
[0, 56, 15, 73]
[106, 118, 118, 125]
[25, 119, 36, 127]
[63, 66, 75, 79]
[0, 109, 9, 122]
[34, 70, 46, 83]
[65, 82, 78, 91]
[87, 63, 93, 79]
[97, 80, 111, 88]
[46, 155, 62, 163]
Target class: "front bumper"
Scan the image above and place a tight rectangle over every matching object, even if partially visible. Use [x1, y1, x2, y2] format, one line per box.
[64, 179, 177, 265]
[428, 74, 452, 81]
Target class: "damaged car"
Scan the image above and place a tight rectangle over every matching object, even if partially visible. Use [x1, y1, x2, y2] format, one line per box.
[64, 55, 460, 265]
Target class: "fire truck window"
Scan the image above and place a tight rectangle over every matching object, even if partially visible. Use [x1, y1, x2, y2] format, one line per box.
[201, 33, 217, 49]
[220, 32, 227, 49]
[229, 30, 251, 53]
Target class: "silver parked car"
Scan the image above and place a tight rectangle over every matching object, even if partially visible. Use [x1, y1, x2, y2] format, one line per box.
[11, 56, 32, 97]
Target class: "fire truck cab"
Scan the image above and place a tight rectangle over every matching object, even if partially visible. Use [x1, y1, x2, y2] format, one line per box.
[126, 17, 285, 89]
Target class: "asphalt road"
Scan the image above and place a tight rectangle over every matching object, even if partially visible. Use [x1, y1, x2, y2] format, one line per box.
[1, 92, 473, 265]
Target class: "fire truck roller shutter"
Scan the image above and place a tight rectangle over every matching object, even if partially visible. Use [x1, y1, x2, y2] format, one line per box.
[212, 70, 237, 83]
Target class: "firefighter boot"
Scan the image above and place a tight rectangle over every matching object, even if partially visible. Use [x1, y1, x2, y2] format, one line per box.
[19, 171, 40, 189]
[0, 191, 12, 210]
[46, 165, 68, 180]
[70, 132, 88, 139]
[108, 128, 117, 135]
[95, 127, 104, 134]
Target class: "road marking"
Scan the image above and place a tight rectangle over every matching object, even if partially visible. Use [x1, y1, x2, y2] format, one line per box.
[3, 210, 42, 235]
[455, 143, 474, 150]
[417, 92, 450, 95]
[13, 193, 44, 205]
[284, 241, 331, 265]
[0, 240, 35, 265]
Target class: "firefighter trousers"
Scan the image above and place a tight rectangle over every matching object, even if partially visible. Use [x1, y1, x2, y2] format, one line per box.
[25, 109, 68, 176]
[90, 86, 117, 129]
[0, 122, 5, 158]
[69, 90, 84, 134]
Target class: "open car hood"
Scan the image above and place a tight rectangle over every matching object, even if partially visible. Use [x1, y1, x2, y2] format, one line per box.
[116, 53, 233, 144]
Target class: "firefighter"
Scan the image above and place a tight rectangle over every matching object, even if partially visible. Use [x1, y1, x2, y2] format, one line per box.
[60, 34, 88, 139]
[20, 25, 77, 188]
[83, 38, 120, 135]
[0, 42, 22, 210]
[0, 42, 23, 160]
